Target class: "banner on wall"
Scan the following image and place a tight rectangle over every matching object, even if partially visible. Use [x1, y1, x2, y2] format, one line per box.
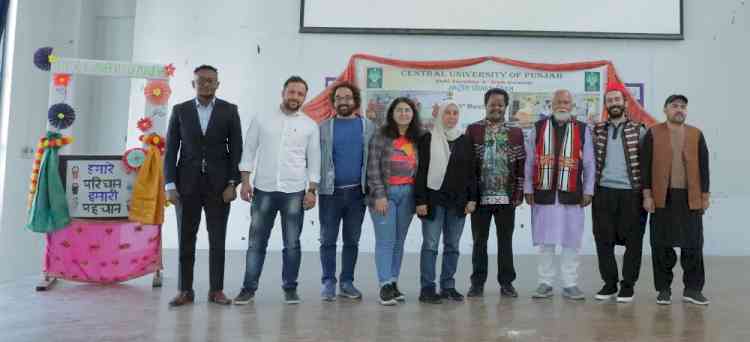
[303, 55, 656, 128]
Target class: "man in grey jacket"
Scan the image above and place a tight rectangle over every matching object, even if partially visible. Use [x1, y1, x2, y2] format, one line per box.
[318, 82, 375, 301]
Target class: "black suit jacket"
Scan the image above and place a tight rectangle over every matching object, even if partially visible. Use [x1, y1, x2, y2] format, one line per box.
[164, 98, 243, 196]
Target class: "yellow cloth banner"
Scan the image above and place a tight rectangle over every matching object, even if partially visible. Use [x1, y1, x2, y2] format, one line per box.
[128, 146, 165, 225]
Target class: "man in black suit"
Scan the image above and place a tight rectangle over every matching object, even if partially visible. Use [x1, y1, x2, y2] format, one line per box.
[164, 65, 243, 307]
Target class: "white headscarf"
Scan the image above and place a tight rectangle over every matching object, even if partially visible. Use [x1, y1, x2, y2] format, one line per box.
[427, 100, 463, 190]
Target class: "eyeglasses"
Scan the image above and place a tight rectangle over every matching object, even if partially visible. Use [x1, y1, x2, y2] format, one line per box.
[195, 78, 217, 86]
[334, 96, 354, 103]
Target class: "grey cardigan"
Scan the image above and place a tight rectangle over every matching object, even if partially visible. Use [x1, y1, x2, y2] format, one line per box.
[318, 116, 375, 196]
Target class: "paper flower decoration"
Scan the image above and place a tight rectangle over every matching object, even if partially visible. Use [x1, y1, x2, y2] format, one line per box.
[164, 63, 176, 77]
[53, 73, 71, 87]
[139, 133, 166, 153]
[33, 47, 55, 71]
[122, 148, 147, 173]
[40, 135, 74, 148]
[144, 80, 171, 106]
[137, 117, 154, 132]
[47, 103, 76, 130]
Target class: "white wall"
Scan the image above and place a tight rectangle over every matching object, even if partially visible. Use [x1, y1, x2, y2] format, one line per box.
[131, 0, 749, 256]
[0, 0, 136, 282]
[0, 0, 77, 284]
[67, 0, 135, 155]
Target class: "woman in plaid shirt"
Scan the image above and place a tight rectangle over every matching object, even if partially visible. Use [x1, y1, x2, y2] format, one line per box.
[367, 97, 423, 306]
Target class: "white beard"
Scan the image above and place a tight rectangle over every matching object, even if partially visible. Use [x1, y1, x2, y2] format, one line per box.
[553, 112, 572, 122]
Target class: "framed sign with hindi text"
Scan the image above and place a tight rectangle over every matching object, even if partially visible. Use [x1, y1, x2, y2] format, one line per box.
[59, 155, 135, 219]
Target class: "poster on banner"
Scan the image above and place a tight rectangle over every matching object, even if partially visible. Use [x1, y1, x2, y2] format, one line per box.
[59, 156, 135, 219]
[355, 60, 607, 132]
[625, 83, 645, 107]
[325, 76, 338, 88]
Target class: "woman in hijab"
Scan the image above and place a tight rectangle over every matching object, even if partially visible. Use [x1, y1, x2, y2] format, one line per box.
[414, 100, 478, 304]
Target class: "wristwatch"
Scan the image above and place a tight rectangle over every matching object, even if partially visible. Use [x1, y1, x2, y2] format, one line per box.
[307, 188, 317, 195]
[227, 180, 237, 187]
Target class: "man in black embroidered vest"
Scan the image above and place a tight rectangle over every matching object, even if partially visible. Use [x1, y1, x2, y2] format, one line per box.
[591, 82, 647, 303]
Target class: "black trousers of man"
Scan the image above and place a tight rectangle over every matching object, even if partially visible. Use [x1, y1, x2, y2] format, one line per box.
[592, 186, 646, 289]
[470, 204, 516, 287]
[650, 189, 705, 292]
[176, 174, 230, 292]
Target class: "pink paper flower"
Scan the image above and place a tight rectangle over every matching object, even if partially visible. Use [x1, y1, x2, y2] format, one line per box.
[144, 80, 171, 106]
[137, 117, 153, 132]
[164, 63, 176, 77]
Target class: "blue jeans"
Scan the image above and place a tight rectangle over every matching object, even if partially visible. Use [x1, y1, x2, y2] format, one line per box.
[319, 187, 366, 285]
[241, 189, 304, 291]
[371, 185, 415, 286]
[420, 205, 466, 289]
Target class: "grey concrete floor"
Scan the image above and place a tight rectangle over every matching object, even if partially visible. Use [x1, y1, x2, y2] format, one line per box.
[1, 250, 748, 341]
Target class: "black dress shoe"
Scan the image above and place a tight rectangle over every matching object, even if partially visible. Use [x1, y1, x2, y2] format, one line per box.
[467, 285, 484, 298]
[500, 284, 518, 298]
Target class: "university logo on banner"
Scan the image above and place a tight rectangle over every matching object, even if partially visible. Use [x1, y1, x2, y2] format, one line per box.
[585, 72, 601, 92]
[367, 67, 383, 88]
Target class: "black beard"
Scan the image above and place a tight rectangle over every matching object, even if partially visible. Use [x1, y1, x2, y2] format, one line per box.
[336, 105, 353, 117]
[608, 106, 625, 118]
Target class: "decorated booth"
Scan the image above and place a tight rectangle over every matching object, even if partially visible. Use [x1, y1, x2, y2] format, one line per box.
[29, 47, 174, 290]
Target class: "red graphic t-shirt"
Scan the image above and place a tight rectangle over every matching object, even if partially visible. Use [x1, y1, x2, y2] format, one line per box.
[388, 136, 417, 185]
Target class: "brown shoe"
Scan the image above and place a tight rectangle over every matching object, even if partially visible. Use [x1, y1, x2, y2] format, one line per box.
[208, 291, 232, 305]
[169, 290, 195, 307]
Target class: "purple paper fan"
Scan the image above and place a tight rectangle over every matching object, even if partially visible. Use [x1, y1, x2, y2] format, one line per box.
[48, 103, 76, 129]
[33, 47, 54, 71]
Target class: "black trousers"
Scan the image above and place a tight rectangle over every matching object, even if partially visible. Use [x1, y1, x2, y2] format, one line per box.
[176, 175, 230, 292]
[652, 246, 705, 292]
[650, 189, 705, 292]
[470, 204, 516, 286]
[592, 187, 646, 288]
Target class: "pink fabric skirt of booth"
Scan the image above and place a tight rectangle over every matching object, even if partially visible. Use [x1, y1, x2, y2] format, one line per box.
[44, 220, 162, 283]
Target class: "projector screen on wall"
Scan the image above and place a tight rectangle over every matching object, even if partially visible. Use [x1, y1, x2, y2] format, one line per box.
[300, 0, 683, 40]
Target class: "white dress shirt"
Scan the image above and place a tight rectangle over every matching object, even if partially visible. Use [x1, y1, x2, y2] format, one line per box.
[196, 97, 215, 134]
[239, 107, 320, 193]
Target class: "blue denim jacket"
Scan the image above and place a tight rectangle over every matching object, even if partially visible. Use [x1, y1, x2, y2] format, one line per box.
[318, 116, 375, 196]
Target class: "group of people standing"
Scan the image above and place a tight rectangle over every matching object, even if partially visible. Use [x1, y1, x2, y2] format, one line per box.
[164, 64, 711, 308]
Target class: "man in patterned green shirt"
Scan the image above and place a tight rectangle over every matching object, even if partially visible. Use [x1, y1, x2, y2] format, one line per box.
[464, 89, 526, 298]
